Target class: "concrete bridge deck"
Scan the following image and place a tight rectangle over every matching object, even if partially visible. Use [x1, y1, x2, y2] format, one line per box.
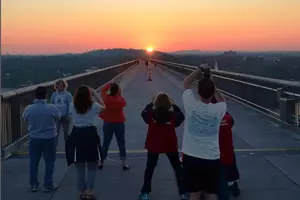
[2, 62, 300, 200]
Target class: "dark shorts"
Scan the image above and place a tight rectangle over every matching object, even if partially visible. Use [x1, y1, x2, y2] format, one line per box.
[71, 126, 100, 162]
[182, 154, 220, 194]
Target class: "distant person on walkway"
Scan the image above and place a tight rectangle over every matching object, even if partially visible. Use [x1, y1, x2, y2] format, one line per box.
[138, 93, 188, 200]
[66, 85, 105, 200]
[181, 64, 227, 200]
[22, 86, 61, 192]
[50, 79, 73, 147]
[98, 81, 130, 170]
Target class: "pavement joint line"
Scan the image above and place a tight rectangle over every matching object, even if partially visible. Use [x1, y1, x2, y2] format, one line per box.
[10, 148, 300, 155]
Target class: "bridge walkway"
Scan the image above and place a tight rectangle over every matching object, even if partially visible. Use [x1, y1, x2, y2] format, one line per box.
[2, 62, 300, 200]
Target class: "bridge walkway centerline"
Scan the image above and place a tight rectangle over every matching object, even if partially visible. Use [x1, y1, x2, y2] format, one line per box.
[1, 62, 300, 200]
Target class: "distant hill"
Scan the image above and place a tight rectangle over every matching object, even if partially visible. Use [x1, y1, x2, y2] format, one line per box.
[170, 50, 300, 57]
[170, 50, 222, 55]
[1, 48, 173, 89]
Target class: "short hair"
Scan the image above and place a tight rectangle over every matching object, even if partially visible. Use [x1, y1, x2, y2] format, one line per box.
[54, 79, 68, 90]
[73, 85, 93, 114]
[197, 77, 215, 99]
[109, 82, 120, 96]
[35, 86, 47, 99]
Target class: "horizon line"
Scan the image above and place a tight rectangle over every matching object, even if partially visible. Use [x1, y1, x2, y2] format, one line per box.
[2, 48, 300, 56]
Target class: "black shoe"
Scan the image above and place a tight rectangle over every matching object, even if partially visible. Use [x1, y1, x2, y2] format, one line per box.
[229, 182, 241, 197]
[31, 184, 40, 192]
[43, 185, 58, 192]
[98, 164, 103, 170]
[123, 165, 131, 170]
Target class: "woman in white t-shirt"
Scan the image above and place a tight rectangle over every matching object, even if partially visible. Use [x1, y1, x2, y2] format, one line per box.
[181, 64, 227, 200]
[66, 85, 105, 200]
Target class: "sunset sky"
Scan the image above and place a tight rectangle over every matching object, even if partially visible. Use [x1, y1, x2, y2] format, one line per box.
[2, 0, 300, 54]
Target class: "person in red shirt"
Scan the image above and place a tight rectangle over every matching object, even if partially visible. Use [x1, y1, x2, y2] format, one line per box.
[225, 116, 240, 197]
[210, 96, 240, 198]
[218, 112, 234, 200]
[98, 81, 130, 170]
[138, 93, 188, 200]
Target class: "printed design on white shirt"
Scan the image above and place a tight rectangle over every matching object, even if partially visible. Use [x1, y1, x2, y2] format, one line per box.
[187, 110, 219, 137]
[55, 96, 65, 106]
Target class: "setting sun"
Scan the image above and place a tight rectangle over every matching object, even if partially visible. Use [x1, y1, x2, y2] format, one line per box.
[147, 47, 154, 53]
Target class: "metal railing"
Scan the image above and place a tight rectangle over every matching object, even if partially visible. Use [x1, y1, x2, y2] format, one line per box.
[1, 60, 137, 151]
[152, 59, 300, 127]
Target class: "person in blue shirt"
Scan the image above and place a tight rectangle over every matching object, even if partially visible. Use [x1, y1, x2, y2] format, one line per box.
[22, 86, 61, 192]
[50, 79, 73, 146]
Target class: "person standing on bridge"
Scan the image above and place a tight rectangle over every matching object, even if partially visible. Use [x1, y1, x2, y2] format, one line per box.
[138, 92, 189, 200]
[181, 64, 227, 200]
[211, 96, 241, 199]
[66, 85, 105, 200]
[50, 79, 73, 148]
[98, 81, 130, 170]
[22, 86, 61, 192]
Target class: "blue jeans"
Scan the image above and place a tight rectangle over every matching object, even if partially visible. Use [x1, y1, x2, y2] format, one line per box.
[75, 162, 97, 191]
[29, 138, 56, 187]
[102, 122, 126, 160]
[218, 165, 230, 200]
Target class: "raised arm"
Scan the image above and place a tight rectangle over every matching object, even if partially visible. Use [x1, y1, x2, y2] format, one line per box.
[184, 68, 203, 89]
[184, 63, 212, 89]
[209, 73, 226, 103]
[214, 87, 226, 103]
[141, 103, 153, 124]
[91, 88, 105, 107]
[172, 104, 185, 127]
[101, 83, 110, 100]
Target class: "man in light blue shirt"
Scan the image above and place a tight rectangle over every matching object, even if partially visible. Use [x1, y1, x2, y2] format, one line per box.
[22, 86, 61, 192]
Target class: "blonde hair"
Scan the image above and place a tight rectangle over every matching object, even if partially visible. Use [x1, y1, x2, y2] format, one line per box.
[54, 79, 68, 90]
[153, 92, 173, 110]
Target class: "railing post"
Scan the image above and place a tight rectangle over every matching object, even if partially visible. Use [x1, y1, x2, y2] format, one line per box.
[277, 88, 295, 124]
[10, 96, 22, 143]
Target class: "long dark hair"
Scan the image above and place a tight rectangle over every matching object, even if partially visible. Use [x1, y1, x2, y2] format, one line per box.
[109, 82, 120, 96]
[153, 92, 173, 110]
[73, 85, 93, 114]
[152, 92, 174, 123]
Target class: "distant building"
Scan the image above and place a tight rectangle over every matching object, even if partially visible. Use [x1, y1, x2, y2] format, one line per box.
[224, 50, 237, 57]
[264, 57, 280, 62]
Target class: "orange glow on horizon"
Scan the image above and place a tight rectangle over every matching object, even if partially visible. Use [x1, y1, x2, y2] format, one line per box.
[2, 0, 300, 54]
[147, 47, 154, 53]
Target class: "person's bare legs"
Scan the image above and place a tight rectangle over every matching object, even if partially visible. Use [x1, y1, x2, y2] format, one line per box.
[204, 193, 218, 200]
[189, 192, 202, 200]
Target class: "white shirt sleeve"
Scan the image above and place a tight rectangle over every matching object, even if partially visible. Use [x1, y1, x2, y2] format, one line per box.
[182, 89, 197, 111]
[215, 102, 227, 119]
[93, 102, 105, 114]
